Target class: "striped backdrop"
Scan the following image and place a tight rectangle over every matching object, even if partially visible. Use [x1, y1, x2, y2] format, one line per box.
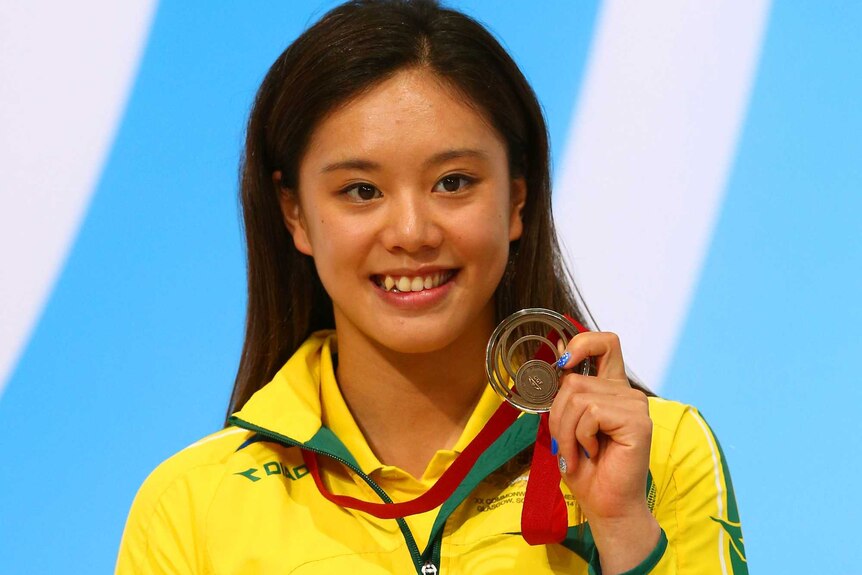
[1, 1, 859, 572]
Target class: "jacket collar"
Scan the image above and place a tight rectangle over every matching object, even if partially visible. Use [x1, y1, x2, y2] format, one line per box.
[229, 330, 538, 485]
[229, 330, 523, 474]
[229, 330, 542, 542]
[230, 331, 337, 446]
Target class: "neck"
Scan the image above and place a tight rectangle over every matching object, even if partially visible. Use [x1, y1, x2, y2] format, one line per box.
[335, 320, 493, 478]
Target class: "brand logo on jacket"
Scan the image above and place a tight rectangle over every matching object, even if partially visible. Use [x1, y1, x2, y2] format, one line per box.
[235, 460, 309, 482]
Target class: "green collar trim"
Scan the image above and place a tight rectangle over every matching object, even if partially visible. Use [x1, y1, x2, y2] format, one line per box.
[304, 426, 361, 469]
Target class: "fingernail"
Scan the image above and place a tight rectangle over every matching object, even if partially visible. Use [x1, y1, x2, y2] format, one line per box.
[582, 446, 591, 459]
[556, 351, 571, 368]
[551, 438, 558, 455]
[558, 455, 568, 474]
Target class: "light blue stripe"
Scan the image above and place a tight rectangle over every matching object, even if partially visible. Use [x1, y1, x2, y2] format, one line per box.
[664, 3, 862, 572]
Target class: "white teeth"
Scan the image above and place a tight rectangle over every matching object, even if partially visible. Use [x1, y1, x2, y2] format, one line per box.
[379, 271, 453, 293]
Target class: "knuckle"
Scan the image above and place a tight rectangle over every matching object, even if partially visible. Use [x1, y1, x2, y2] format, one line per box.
[561, 373, 588, 392]
[567, 389, 589, 408]
[603, 331, 621, 345]
[641, 417, 654, 437]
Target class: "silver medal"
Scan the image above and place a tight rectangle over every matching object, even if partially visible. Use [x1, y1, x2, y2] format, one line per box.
[485, 308, 592, 413]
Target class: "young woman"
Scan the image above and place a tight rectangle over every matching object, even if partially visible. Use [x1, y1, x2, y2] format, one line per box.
[116, 1, 746, 574]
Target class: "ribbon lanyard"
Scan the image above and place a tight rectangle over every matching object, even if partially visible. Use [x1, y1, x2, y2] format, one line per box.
[303, 317, 587, 545]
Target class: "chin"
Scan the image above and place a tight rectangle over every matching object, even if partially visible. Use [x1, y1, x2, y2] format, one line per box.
[333, 299, 497, 357]
[372, 328, 462, 356]
[376, 312, 497, 357]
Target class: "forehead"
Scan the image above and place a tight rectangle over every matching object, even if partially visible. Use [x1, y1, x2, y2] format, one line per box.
[301, 68, 505, 167]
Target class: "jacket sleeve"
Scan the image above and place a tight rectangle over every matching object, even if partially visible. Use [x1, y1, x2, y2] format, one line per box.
[631, 405, 748, 574]
[115, 463, 218, 575]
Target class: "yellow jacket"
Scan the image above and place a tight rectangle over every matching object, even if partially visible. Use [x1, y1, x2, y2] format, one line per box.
[116, 331, 747, 574]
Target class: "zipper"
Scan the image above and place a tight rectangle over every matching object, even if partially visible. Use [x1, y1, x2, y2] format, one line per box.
[420, 527, 444, 575]
[229, 417, 427, 574]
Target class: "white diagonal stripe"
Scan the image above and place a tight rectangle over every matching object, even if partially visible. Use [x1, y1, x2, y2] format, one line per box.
[0, 1, 158, 397]
[554, 0, 771, 390]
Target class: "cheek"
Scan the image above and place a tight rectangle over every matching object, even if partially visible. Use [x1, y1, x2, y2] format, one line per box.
[452, 206, 513, 271]
[306, 215, 375, 276]
[314, 221, 358, 249]
[311, 210, 362, 245]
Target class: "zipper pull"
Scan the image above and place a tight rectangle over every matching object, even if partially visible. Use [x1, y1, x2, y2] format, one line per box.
[421, 562, 438, 575]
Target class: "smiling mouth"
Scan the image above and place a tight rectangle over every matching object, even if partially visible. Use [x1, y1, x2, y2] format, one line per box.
[372, 270, 457, 293]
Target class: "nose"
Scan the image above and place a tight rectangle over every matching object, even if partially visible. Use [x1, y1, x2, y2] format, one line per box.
[380, 192, 443, 254]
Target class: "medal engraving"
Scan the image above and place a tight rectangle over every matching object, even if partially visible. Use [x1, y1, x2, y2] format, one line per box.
[486, 308, 592, 413]
[515, 360, 558, 409]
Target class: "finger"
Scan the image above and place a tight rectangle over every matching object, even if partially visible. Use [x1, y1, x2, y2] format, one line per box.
[548, 373, 583, 441]
[551, 391, 652, 464]
[573, 404, 600, 460]
[548, 373, 622, 442]
[558, 331, 627, 381]
[561, 372, 631, 395]
[553, 392, 624, 464]
[550, 392, 591, 473]
[575, 397, 653, 454]
[548, 373, 642, 463]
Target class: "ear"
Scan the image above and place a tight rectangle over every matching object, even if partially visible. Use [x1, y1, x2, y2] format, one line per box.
[273, 171, 313, 256]
[508, 176, 527, 241]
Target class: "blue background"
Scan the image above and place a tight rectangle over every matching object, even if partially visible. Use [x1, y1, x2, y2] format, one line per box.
[1, 1, 860, 573]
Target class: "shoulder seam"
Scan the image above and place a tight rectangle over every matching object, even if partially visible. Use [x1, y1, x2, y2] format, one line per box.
[138, 458, 236, 574]
[183, 426, 249, 452]
[131, 428, 255, 568]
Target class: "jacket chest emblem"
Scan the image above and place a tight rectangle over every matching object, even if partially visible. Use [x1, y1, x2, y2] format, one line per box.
[234, 460, 309, 482]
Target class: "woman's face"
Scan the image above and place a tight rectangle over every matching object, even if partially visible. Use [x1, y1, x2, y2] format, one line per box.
[280, 68, 525, 355]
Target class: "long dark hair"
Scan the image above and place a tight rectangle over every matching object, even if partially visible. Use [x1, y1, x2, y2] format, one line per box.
[227, 0, 646, 421]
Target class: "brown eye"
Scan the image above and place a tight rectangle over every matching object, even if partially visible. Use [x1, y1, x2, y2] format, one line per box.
[435, 175, 471, 193]
[344, 183, 382, 201]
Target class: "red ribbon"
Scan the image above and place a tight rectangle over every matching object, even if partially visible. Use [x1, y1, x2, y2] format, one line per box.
[303, 316, 588, 544]
[302, 401, 519, 519]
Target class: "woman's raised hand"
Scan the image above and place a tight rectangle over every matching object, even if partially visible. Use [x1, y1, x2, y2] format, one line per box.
[549, 332, 661, 574]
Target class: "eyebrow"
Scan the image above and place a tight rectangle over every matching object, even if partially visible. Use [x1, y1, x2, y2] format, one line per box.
[424, 148, 489, 168]
[320, 148, 489, 174]
[320, 158, 379, 174]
